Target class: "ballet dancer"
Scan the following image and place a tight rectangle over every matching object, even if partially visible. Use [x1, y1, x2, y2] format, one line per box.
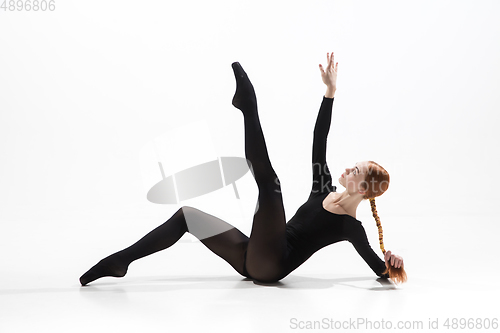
[79, 52, 407, 286]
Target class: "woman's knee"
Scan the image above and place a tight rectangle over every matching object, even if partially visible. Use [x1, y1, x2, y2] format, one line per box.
[257, 177, 283, 199]
[180, 205, 197, 214]
[180, 206, 236, 241]
[260, 173, 281, 190]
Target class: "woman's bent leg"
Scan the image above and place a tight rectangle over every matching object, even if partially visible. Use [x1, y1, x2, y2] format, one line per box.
[231, 63, 287, 282]
[79, 206, 250, 285]
[183, 206, 249, 277]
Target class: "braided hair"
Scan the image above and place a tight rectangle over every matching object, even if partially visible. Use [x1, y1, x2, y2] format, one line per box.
[364, 161, 407, 284]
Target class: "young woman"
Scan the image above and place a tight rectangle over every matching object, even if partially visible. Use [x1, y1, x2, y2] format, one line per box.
[79, 52, 406, 286]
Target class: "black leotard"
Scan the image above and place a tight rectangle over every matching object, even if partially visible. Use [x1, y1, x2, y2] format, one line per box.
[283, 190, 390, 279]
[242, 97, 389, 280]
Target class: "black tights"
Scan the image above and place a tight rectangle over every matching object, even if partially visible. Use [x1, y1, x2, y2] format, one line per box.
[79, 63, 287, 285]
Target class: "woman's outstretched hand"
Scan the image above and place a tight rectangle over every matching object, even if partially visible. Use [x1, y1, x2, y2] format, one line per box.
[384, 250, 404, 269]
[319, 52, 338, 98]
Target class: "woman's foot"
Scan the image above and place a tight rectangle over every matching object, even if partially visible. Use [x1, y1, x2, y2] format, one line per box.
[231, 62, 257, 114]
[79, 253, 129, 286]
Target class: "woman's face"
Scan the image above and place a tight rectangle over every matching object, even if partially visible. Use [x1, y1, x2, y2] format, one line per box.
[338, 161, 369, 195]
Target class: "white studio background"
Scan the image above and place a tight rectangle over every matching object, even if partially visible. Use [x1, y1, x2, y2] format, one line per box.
[1, 0, 500, 331]
[0, 0, 498, 223]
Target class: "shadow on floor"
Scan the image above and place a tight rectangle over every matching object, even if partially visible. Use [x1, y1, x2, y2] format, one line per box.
[0, 274, 397, 297]
[76, 274, 398, 293]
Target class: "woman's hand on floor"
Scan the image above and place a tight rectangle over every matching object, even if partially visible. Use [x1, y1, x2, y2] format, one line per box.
[384, 250, 404, 268]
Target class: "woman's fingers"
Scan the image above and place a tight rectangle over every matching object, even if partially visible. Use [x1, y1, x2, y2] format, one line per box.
[397, 257, 404, 268]
[321, 52, 337, 71]
[385, 250, 391, 262]
[326, 52, 333, 70]
[385, 251, 404, 268]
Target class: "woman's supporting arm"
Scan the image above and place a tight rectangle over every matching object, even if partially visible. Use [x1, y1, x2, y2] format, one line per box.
[348, 222, 390, 278]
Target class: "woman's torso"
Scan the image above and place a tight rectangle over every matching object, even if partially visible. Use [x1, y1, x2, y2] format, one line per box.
[284, 191, 360, 267]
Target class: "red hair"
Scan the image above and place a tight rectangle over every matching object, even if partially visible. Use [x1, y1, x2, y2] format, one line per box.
[364, 161, 407, 284]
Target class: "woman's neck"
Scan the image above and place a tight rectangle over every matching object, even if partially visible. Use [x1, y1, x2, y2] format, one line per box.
[332, 190, 364, 218]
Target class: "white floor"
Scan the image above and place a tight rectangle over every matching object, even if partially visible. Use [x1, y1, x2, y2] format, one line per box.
[1, 213, 499, 333]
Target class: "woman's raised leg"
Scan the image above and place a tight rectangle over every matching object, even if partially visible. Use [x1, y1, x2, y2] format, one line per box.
[231, 62, 287, 282]
[79, 62, 288, 286]
[79, 206, 250, 285]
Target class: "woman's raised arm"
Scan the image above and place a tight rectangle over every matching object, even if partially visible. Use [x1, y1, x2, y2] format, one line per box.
[309, 52, 339, 196]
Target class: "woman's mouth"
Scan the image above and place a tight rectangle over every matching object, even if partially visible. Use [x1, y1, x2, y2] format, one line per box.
[341, 173, 344, 178]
